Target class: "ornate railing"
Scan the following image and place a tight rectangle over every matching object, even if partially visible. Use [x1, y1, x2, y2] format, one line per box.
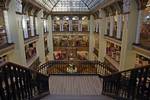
[0, 62, 49, 100]
[102, 65, 150, 100]
[38, 60, 118, 76]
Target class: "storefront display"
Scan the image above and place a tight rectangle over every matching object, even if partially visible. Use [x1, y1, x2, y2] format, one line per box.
[53, 35, 89, 47]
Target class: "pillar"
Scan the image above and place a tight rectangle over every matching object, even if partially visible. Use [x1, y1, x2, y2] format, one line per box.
[96, 19, 99, 32]
[109, 16, 114, 37]
[3, 10, 12, 43]
[135, 10, 144, 44]
[98, 9, 107, 62]
[60, 19, 63, 32]
[120, 0, 138, 71]
[47, 15, 54, 60]
[78, 19, 82, 32]
[52, 19, 55, 32]
[69, 17, 72, 31]
[36, 10, 46, 64]
[116, 14, 123, 39]
[104, 17, 109, 35]
[30, 16, 35, 36]
[6, 0, 26, 65]
[89, 15, 95, 60]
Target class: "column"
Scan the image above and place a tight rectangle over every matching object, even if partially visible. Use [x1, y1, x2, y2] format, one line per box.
[61, 19, 64, 31]
[89, 15, 95, 60]
[47, 15, 54, 60]
[120, 0, 137, 71]
[69, 17, 72, 31]
[95, 20, 98, 32]
[135, 10, 143, 44]
[52, 19, 55, 32]
[3, 10, 12, 43]
[35, 17, 38, 35]
[98, 9, 107, 62]
[78, 19, 82, 32]
[109, 16, 114, 37]
[36, 10, 46, 64]
[88, 18, 90, 31]
[116, 14, 123, 39]
[6, 0, 26, 65]
[59, 19, 63, 31]
[30, 16, 35, 36]
[104, 17, 109, 35]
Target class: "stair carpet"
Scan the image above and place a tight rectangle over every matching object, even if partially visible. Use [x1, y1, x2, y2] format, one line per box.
[41, 75, 113, 100]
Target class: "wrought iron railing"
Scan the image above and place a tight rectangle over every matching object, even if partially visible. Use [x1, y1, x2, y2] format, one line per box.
[102, 65, 150, 100]
[0, 62, 49, 100]
[38, 60, 118, 76]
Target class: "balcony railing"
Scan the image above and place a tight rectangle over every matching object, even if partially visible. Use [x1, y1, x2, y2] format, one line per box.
[37, 60, 118, 76]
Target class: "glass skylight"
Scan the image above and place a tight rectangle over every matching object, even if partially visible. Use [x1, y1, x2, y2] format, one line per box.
[36, 0, 103, 12]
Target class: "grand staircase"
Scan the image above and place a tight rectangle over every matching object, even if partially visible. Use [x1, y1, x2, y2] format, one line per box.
[0, 61, 150, 100]
[41, 75, 113, 100]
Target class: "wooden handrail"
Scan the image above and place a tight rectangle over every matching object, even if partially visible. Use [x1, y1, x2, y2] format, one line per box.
[103, 65, 150, 77]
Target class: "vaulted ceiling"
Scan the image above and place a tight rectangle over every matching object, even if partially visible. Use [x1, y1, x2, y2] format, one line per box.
[35, 0, 104, 12]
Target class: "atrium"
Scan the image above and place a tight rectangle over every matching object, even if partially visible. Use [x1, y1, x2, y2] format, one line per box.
[0, 0, 150, 100]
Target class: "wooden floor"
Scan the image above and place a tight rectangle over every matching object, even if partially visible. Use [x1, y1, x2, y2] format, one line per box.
[48, 75, 102, 96]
